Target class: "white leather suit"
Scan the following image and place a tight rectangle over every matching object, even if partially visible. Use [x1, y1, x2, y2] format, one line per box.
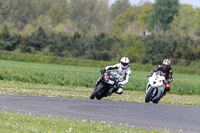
[105, 63, 131, 94]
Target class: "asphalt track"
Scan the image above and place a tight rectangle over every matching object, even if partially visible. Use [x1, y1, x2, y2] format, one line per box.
[0, 94, 199, 133]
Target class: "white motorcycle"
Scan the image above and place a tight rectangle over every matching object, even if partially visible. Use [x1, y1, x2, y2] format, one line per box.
[145, 71, 166, 104]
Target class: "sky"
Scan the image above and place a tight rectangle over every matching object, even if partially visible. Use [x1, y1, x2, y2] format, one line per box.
[109, 0, 200, 8]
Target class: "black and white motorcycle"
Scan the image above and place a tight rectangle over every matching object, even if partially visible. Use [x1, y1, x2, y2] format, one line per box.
[90, 70, 120, 100]
[145, 71, 166, 103]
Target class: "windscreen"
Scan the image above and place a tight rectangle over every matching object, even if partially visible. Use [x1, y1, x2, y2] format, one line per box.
[155, 71, 162, 76]
[109, 71, 118, 79]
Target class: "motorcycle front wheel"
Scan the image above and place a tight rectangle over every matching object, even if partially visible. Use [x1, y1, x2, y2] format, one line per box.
[145, 87, 155, 103]
[96, 95, 103, 100]
[90, 83, 104, 100]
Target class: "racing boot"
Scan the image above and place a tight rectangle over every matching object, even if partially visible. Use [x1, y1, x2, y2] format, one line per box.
[114, 87, 123, 94]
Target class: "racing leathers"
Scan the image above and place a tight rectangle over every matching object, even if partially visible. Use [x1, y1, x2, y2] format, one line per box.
[104, 63, 131, 94]
[149, 65, 173, 95]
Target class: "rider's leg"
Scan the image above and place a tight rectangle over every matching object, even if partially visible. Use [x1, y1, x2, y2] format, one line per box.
[114, 86, 123, 94]
[163, 84, 170, 96]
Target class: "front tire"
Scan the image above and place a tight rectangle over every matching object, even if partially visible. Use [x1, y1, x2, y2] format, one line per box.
[145, 87, 155, 103]
[90, 83, 104, 100]
[96, 95, 103, 100]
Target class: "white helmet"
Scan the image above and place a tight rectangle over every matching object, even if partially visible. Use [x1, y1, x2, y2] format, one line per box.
[120, 57, 130, 69]
[162, 59, 171, 70]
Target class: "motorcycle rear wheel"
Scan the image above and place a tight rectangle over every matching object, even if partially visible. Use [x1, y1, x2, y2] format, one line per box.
[153, 99, 158, 103]
[90, 83, 104, 100]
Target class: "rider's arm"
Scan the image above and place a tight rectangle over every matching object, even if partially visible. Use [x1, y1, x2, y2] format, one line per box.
[150, 65, 162, 75]
[105, 64, 119, 70]
[167, 68, 173, 83]
[100, 64, 119, 74]
[119, 69, 131, 85]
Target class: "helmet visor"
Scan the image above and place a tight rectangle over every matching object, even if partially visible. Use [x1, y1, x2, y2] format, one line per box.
[162, 64, 169, 70]
[121, 62, 129, 67]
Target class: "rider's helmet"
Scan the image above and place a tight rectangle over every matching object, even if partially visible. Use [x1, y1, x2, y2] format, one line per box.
[120, 57, 130, 69]
[162, 59, 171, 70]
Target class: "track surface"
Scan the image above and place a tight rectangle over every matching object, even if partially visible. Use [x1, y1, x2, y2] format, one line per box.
[0, 94, 199, 132]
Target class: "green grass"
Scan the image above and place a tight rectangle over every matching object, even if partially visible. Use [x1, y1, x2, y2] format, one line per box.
[0, 80, 200, 106]
[0, 60, 199, 95]
[0, 50, 200, 75]
[0, 59, 198, 132]
[0, 111, 168, 133]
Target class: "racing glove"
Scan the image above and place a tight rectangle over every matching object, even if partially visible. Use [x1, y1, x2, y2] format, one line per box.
[167, 79, 172, 83]
[147, 73, 152, 77]
[100, 68, 106, 74]
[118, 82, 123, 87]
[163, 80, 168, 84]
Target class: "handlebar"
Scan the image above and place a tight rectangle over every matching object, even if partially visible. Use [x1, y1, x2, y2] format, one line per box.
[100, 68, 106, 75]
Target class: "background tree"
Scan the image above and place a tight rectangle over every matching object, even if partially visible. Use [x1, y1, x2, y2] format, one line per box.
[91, 0, 110, 32]
[113, 8, 136, 31]
[169, 4, 200, 38]
[21, 27, 47, 53]
[148, 0, 179, 31]
[110, 0, 131, 20]
[69, 0, 98, 30]
[113, 3, 153, 35]
[142, 35, 176, 64]
[48, 32, 72, 57]
[121, 35, 146, 62]
[0, 0, 199, 67]
[0, 25, 19, 51]
[47, 3, 66, 25]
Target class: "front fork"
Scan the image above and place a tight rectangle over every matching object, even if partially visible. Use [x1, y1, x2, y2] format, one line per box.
[146, 82, 151, 94]
[95, 76, 103, 90]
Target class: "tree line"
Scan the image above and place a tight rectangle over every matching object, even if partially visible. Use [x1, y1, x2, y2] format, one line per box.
[0, 0, 200, 66]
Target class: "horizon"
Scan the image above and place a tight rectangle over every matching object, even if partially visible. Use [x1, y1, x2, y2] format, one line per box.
[109, 0, 200, 8]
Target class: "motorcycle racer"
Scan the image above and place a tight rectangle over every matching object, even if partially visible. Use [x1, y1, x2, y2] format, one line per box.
[98, 57, 131, 94]
[148, 59, 173, 96]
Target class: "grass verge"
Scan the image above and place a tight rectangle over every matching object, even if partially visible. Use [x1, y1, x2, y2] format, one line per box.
[0, 80, 199, 106]
[0, 111, 168, 133]
[0, 60, 199, 95]
[0, 50, 199, 75]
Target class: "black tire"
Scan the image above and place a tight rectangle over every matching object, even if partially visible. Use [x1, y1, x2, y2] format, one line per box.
[90, 83, 104, 100]
[153, 99, 158, 104]
[96, 95, 103, 100]
[145, 87, 155, 103]
[153, 95, 161, 104]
